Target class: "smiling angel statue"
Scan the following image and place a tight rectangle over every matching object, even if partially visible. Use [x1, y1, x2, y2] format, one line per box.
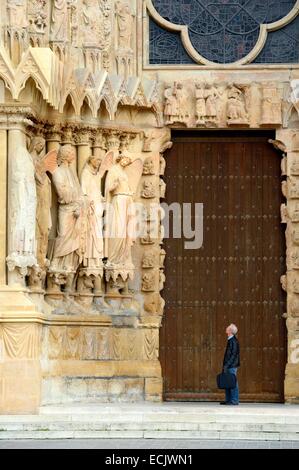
[103, 150, 143, 287]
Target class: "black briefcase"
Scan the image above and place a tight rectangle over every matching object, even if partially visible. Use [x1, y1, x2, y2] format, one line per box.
[217, 372, 237, 389]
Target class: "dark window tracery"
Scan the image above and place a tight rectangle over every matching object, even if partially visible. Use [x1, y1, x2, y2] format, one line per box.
[149, 0, 299, 64]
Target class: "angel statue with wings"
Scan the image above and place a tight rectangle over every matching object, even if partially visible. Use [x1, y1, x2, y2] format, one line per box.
[28, 137, 58, 290]
[104, 151, 143, 291]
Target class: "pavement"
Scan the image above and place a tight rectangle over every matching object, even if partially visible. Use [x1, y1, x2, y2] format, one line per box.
[0, 439, 299, 449]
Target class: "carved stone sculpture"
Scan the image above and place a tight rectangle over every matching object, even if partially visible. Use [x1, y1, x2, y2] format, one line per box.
[159, 155, 166, 176]
[195, 82, 206, 125]
[115, 1, 134, 50]
[141, 180, 155, 199]
[143, 157, 155, 175]
[281, 204, 289, 223]
[280, 275, 287, 292]
[281, 156, 287, 176]
[292, 228, 299, 245]
[78, 155, 106, 297]
[51, 0, 68, 41]
[29, 137, 57, 276]
[159, 248, 166, 268]
[291, 299, 299, 316]
[105, 151, 143, 284]
[142, 273, 155, 292]
[8, 0, 28, 28]
[7, 132, 37, 282]
[49, 145, 86, 293]
[142, 131, 154, 153]
[28, 0, 47, 35]
[292, 133, 299, 152]
[144, 293, 165, 315]
[175, 82, 190, 123]
[289, 179, 299, 199]
[142, 252, 155, 269]
[159, 270, 166, 291]
[227, 84, 249, 124]
[164, 84, 178, 125]
[204, 84, 220, 123]
[291, 160, 299, 176]
[159, 179, 166, 199]
[28, 264, 46, 292]
[82, 0, 103, 46]
[80, 155, 105, 272]
[141, 224, 155, 245]
[292, 205, 299, 222]
[291, 251, 299, 269]
[261, 84, 282, 125]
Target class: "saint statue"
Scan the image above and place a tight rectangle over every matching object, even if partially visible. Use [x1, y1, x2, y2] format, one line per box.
[80, 155, 105, 271]
[227, 85, 248, 123]
[51, 0, 68, 41]
[49, 145, 86, 292]
[115, 1, 134, 50]
[195, 82, 206, 125]
[7, 0, 28, 29]
[82, 0, 102, 45]
[7, 132, 37, 281]
[164, 85, 178, 125]
[104, 151, 143, 282]
[205, 84, 220, 122]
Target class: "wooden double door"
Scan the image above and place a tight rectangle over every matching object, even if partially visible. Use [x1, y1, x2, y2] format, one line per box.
[160, 131, 287, 402]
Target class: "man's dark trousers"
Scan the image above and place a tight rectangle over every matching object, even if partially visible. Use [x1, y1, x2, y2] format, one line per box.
[223, 335, 240, 405]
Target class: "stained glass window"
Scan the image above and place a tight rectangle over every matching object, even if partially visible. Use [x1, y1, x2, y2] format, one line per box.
[149, 0, 299, 65]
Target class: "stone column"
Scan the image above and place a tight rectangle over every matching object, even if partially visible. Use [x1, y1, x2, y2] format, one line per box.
[105, 130, 121, 154]
[0, 111, 43, 414]
[0, 117, 7, 286]
[75, 128, 92, 177]
[61, 125, 77, 172]
[92, 130, 106, 160]
[46, 124, 61, 152]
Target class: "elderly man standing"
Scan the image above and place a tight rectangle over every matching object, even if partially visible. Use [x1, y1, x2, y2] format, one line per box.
[220, 324, 240, 405]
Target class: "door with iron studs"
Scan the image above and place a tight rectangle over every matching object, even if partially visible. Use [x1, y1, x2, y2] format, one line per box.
[160, 131, 287, 402]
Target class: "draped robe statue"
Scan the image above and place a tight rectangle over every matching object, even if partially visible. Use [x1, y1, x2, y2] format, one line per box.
[80, 156, 104, 271]
[51, 0, 68, 40]
[7, 133, 37, 281]
[82, 0, 102, 45]
[7, 0, 28, 28]
[115, 1, 134, 50]
[104, 153, 143, 283]
[49, 145, 86, 291]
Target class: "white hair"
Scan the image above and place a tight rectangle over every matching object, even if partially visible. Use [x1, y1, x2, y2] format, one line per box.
[228, 324, 238, 335]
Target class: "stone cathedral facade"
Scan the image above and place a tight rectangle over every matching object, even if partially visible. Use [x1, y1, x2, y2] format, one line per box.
[0, 0, 299, 413]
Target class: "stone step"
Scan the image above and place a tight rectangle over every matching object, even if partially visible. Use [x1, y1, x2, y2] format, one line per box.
[0, 421, 299, 433]
[0, 429, 298, 441]
[0, 404, 298, 440]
